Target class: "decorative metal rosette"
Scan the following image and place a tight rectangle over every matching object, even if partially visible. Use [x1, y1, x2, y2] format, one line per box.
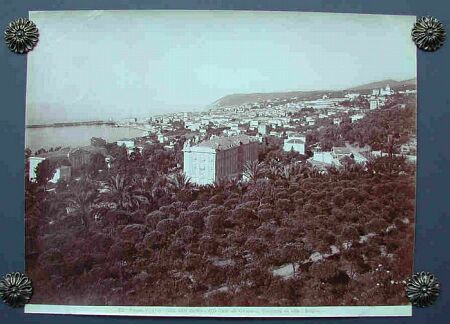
[411, 16, 446, 52]
[4, 17, 39, 54]
[406, 272, 440, 307]
[0, 272, 33, 308]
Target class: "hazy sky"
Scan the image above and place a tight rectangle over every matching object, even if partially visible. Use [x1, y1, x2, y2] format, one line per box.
[26, 10, 416, 124]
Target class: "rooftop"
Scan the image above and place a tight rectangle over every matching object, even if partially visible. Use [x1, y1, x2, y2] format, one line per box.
[287, 132, 306, 138]
[37, 147, 71, 159]
[196, 135, 256, 150]
[70, 146, 108, 155]
[332, 147, 352, 155]
[285, 139, 305, 144]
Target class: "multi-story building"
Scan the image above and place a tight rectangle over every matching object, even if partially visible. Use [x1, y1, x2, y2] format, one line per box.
[183, 134, 259, 185]
[67, 146, 107, 169]
[283, 134, 306, 154]
[369, 98, 380, 110]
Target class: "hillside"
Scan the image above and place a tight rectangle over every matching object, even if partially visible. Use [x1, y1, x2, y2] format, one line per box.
[348, 78, 416, 91]
[210, 90, 332, 108]
[209, 78, 416, 109]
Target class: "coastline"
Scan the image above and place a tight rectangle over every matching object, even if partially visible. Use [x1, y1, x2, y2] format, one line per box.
[26, 121, 116, 128]
[25, 124, 147, 152]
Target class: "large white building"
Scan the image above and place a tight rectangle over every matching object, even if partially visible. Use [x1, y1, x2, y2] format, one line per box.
[283, 134, 306, 154]
[311, 145, 368, 167]
[183, 135, 259, 185]
[312, 151, 334, 165]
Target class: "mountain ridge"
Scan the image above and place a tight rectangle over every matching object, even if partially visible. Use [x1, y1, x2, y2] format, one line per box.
[348, 78, 416, 91]
[210, 78, 416, 109]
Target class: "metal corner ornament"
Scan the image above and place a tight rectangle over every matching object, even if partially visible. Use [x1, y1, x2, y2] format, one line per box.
[406, 272, 440, 307]
[0, 272, 33, 308]
[412, 16, 446, 52]
[4, 17, 39, 54]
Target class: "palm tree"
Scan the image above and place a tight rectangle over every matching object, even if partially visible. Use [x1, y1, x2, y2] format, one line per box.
[167, 172, 192, 192]
[242, 160, 266, 183]
[210, 177, 228, 193]
[309, 166, 323, 178]
[167, 172, 195, 202]
[66, 187, 98, 229]
[266, 160, 282, 180]
[279, 164, 297, 182]
[102, 174, 149, 212]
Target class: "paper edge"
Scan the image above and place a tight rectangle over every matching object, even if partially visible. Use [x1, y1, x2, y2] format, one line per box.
[28, 9, 417, 19]
[25, 305, 412, 317]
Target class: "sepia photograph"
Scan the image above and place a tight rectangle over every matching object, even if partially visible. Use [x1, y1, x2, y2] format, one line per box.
[24, 10, 416, 315]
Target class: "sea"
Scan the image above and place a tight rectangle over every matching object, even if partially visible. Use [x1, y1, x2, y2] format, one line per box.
[25, 125, 147, 152]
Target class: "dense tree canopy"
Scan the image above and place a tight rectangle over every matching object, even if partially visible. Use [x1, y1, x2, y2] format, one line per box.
[26, 142, 415, 306]
[308, 104, 416, 151]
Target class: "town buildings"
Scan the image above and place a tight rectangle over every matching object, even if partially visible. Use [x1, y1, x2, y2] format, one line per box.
[28, 145, 108, 183]
[183, 134, 259, 185]
[345, 93, 361, 100]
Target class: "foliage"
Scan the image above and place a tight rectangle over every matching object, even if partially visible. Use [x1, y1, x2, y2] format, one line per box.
[91, 137, 107, 147]
[35, 159, 56, 187]
[309, 105, 415, 151]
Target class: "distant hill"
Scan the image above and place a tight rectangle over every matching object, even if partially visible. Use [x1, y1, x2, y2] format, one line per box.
[209, 90, 332, 108]
[209, 78, 416, 109]
[347, 78, 416, 91]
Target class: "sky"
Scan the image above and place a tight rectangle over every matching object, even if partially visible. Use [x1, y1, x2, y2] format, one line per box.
[26, 10, 416, 124]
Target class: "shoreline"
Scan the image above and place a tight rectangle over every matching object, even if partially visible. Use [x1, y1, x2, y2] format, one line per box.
[25, 125, 148, 152]
[26, 121, 116, 128]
